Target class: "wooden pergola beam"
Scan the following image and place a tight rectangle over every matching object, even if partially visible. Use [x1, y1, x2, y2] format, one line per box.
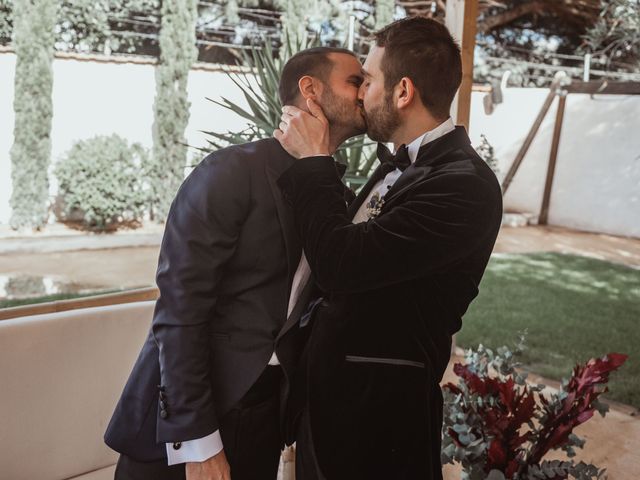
[446, 0, 479, 131]
[566, 81, 640, 95]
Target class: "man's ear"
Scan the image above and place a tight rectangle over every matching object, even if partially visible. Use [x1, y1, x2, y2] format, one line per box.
[298, 75, 323, 102]
[395, 77, 416, 110]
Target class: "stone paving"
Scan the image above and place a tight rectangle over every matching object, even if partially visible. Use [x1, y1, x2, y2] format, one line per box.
[495, 225, 640, 269]
[1, 225, 639, 291]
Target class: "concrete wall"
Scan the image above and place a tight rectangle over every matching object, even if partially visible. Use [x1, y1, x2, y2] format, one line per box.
[1, 52, 639, 237]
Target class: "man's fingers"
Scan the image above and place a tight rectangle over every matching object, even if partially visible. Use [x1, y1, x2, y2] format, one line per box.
[282, 105, 302, 116]
[280, 112, 295, 125]
[273, 129, 283, 141]
[306, 98, 327, 124]
[279, 121, 288, 131]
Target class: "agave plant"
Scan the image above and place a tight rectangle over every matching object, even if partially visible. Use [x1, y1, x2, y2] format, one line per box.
[202, 34, 377, 189]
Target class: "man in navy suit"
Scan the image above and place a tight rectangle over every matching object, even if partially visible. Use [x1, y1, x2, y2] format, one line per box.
[105, 47, 366, 480]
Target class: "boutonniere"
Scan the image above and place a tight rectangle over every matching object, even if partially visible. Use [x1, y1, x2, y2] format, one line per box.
[366, 192, 385, 219]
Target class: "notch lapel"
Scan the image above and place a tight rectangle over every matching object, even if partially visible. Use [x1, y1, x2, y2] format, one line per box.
[265, 155, 301, 292]
[276, 275, 316, 342]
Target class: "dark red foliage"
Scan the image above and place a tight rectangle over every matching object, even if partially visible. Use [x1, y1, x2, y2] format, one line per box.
[446, 363, 537, 474]
[444, 353, 627, 479]
[453, 363, 501, 396]
[528, 353, 627, 466]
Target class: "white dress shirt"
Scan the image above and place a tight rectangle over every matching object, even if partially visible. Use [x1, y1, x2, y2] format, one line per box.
[167, 118, 455, 465]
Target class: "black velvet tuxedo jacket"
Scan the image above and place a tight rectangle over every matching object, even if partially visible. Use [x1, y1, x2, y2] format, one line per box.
[277, 127, 503, 480]
[105, 138, 308, 461]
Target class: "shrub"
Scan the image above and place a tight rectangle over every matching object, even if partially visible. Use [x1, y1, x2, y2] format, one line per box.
[54, 135, 148, 231]
[9, 0, 56, 230]
[149, 0, 198, 221]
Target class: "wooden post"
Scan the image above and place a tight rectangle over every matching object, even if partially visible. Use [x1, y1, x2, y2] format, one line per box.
[501, 72, 567, 194]
[501, 89, 557, 194]
[539, 91, 567, 225]
[446, 0, 478, 130]
[0, 286, 160, 321]
[458, 0, 478, 131]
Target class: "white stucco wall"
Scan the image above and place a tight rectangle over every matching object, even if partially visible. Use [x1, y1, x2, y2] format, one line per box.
[0, 53, 251, 225]
[0, 54, 16, 226]
[468, 88, 640, 238]
[1, 51, 639, 237]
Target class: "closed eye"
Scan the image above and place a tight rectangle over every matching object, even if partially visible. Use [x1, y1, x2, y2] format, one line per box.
[348, 75, 364, 87]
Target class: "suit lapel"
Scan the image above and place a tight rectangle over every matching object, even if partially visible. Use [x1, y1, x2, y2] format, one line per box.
[382, 126, 472, 208]
[276, 275, 316, 342]
[382, 163, 434, 209]
[265, 150, 301, 292]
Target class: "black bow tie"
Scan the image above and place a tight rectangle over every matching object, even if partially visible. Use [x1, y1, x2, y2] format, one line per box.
[377, 143, 411, 177]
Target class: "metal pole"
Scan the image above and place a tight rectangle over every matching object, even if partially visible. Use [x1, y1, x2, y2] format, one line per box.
[347, 15, 355, 51]
[583, 53, 591, 82]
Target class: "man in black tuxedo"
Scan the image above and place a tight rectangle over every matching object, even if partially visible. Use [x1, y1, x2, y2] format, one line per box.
[274, 17, 503, 480]
[104, 47, 366, 480]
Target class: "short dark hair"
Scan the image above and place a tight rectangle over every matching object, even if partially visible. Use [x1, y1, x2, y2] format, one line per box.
[374, 16, 462, 120]
[278, 47, 357, 106]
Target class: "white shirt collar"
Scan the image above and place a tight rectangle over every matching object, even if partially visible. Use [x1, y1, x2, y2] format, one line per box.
[405, 117, 456, 163]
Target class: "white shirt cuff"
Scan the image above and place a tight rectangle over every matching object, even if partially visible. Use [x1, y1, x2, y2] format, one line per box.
[166, 430, 224, 465]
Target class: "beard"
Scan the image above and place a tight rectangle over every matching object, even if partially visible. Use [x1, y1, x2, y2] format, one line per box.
[319, 85, 367, 137]
[363, 90, 400, 143]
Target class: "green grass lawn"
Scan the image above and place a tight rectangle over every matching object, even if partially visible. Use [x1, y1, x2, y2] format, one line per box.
[457, 252, 640, 409]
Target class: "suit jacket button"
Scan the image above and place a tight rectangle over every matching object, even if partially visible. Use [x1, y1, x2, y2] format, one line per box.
[173, 442, 182, 450]
[160, 409, 168, 419]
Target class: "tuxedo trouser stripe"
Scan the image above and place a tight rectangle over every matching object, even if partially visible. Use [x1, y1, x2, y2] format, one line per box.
[344, 355, 425, 369]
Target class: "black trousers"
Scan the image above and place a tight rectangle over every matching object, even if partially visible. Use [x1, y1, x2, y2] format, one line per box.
[115, 366, 283, 480]
[295, 408, 326, 480]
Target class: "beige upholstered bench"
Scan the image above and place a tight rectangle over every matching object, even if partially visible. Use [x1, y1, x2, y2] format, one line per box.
[0, 301, 154, 480]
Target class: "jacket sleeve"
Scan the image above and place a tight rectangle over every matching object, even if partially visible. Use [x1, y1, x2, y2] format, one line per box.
[152, 156, 250, 443]
[277, 156, 499, 295]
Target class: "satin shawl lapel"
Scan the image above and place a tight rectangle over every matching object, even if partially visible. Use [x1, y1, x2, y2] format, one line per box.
[382, 163, 434, 210]
[347, 165, 385, 219]
[265, 150, 301, 292]
[382, 126, 472, 208]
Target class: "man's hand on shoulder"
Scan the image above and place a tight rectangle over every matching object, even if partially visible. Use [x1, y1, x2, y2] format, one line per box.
[274, 99, 330, 159]
[186, 449, 231, 480]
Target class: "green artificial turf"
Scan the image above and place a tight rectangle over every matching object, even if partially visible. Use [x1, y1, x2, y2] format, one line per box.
[457, 252, 640, 408]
